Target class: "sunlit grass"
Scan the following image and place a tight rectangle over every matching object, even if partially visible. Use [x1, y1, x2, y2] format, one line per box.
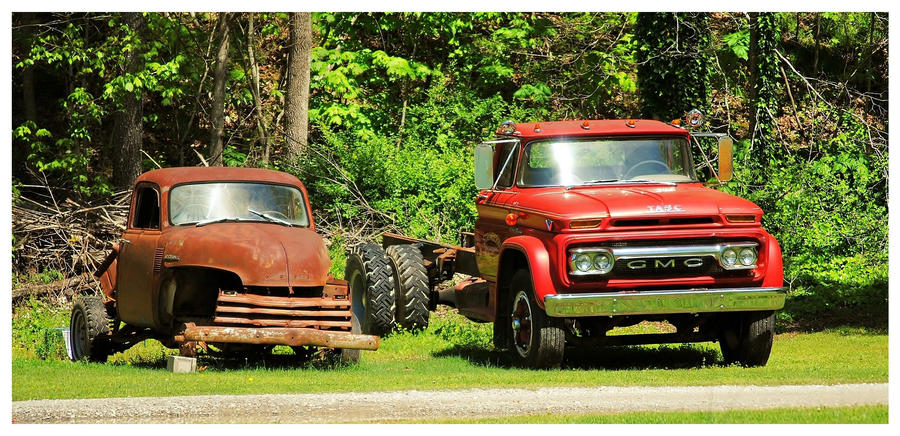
[12, 308, 887, 401]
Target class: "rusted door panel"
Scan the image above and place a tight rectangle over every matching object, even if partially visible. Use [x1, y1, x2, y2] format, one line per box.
[116, 230, 162, 328]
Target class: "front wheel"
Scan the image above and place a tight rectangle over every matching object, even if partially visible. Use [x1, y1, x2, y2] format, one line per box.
[69, 295, 111, 362]
[505, 270, 565, 369]
[719, 311, 775, 367]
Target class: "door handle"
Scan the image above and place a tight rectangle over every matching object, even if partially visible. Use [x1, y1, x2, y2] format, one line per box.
[119, 238, 131, 245]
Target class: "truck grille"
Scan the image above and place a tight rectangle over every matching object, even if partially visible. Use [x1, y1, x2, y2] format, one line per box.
[212, 287, 352, 331]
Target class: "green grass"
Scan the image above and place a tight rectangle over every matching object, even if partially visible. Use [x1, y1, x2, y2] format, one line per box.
[415, 405, 888, 424]
[12, 307, 888, 401]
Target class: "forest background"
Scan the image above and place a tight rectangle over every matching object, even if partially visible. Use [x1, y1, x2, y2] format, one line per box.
[10, 12, 888, 327]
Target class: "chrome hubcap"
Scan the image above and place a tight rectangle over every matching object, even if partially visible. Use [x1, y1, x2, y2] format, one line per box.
[510, 291, 533, 358]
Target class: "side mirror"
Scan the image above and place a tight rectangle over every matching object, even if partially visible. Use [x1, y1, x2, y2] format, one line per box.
[474, 143, 496, 190]
[717, 136, 733, 182]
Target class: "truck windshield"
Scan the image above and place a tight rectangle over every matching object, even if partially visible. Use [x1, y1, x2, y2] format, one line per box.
[518, 137, 695, 187]
[169, 182, 310, 227]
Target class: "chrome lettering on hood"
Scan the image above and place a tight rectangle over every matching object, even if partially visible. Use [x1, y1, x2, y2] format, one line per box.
[647, 205, 685, 213]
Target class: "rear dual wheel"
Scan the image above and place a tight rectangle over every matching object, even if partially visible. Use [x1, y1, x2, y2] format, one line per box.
[346, 244, 396, 337]
[385, 244, 430, 331]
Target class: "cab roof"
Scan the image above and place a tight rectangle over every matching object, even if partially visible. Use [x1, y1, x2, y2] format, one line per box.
[504, 119, 689, 140]
[135, 167, 304, 188]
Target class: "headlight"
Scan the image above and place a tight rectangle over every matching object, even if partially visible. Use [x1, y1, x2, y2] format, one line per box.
[718, 243, 758, 269]
[739, 247, 757, 266]
[722, 248, 738, 266]
[569, 249, 615, 275]
[573, 254, 592, 272]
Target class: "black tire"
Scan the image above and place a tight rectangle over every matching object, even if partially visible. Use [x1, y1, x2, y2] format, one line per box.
[345, 243, 395, 336]
[69, 295, 111, 362]
[719, 311, 775, 367]
[505, 270, 565, 369]
[385, 244, 430, 331]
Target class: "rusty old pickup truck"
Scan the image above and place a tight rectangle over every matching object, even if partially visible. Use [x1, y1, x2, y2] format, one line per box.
[69, 167, 378, 362]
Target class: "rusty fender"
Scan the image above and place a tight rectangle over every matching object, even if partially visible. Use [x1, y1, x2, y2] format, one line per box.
[178, 324, 379, 351]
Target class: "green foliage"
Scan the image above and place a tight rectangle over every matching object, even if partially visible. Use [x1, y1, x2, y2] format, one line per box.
[635, 13, 711, 119]
[12, 298, 71, 360]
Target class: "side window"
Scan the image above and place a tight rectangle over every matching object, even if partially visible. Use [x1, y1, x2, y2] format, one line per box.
[494, 142, 518, 188]
[132, 186, 160, 229]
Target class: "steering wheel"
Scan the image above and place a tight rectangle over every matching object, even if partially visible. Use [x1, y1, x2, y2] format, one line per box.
[623, 160, 670, 180]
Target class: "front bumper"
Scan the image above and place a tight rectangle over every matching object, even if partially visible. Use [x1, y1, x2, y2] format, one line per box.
[543, 287, 785, 317]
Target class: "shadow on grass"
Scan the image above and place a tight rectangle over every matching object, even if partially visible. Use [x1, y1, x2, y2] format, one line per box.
[779, 301, 887, 335]
[433, 342, 723, 370]
[122, 350, 351, 371]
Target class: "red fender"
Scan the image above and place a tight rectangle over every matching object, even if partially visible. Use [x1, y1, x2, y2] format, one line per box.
[761, 232, 784, 289]
[500, 235, 557, 309]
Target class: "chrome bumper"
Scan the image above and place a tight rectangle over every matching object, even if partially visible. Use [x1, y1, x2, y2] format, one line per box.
[543, 287, 785, 317]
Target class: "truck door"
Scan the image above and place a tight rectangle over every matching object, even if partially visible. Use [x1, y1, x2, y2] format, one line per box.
[116, 184, 163, 328]
[474, 139, 520, 282]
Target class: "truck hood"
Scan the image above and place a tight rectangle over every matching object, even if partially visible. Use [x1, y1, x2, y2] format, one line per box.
[525, 183, 762, 220]
[162, 223, 331, 288]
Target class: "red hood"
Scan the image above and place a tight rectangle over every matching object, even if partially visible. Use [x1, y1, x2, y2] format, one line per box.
[161, 223, 331, 288]
[523, 183, 761, 220]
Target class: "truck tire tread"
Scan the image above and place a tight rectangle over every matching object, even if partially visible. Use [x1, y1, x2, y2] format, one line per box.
[347, 244, 395, 336]
[386, 244, 430, 330]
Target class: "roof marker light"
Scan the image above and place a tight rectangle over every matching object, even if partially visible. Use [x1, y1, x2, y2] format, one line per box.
[534, 124, 542, 133]
[671, 119, 682, 126]
[626, 119, 636, 128]
[581, 121, 590, 130]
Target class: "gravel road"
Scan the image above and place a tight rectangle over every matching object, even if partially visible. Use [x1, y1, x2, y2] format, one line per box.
[12, 383, 888, 423]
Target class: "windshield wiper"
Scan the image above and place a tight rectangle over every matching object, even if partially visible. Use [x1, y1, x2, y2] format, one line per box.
[248, 209, 293, 227]
[195, 217, 243, 227]
[626, 179, 677, 186]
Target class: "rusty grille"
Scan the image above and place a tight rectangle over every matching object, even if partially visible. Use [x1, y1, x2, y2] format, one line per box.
[213, 292, 352, 331]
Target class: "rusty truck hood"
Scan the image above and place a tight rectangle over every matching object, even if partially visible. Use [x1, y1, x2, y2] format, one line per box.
[162, 223, 331, 288]
[521, 183, 761, 220]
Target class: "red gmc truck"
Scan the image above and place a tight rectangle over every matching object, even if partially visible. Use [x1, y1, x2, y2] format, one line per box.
[347, 114, 785, 369]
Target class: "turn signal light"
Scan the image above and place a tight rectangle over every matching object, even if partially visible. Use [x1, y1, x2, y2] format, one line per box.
[725, 214, 757, 223]
[505, 213, 518, 226]
[569, 219, 603, 229]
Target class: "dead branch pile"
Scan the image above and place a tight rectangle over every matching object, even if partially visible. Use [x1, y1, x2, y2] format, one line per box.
[12, 187, 130, 303]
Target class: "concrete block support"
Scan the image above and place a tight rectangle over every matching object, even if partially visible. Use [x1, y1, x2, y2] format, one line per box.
[167, 355, 197, 373]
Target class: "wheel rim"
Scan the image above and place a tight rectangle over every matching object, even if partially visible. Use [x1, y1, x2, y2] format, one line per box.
[510, 291, 533, 358]
[348, 266, 366, 325]
[71, 310, 87, 359]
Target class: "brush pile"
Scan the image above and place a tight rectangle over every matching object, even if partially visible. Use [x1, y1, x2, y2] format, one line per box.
[12, 187, 130, 303]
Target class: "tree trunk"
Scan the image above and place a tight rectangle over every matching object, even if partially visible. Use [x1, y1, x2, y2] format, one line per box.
[246, 13, 270, 166]
[112, 12, 145, 190]
[209, 13, 232, 167]
[748, 12, 760, 139]
[284, 12, 311, 161]
[812, 14, 821, 75]
[22, 66, 36, 122]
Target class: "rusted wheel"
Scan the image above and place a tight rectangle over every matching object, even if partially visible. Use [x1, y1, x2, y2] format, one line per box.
[719, 311, 775, 367]
[346, 244, 395, 336]
[506, 270, 564, 369]
[386, 244, 430, 331]
[69, 295, 111, 362]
